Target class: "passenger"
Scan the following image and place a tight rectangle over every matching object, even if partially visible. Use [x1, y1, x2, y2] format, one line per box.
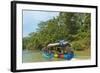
[42, 47, 48, 53]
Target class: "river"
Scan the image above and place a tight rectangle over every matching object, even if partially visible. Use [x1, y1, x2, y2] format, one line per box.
[22, 50, 67, 63]
[22, 50, 90, 63]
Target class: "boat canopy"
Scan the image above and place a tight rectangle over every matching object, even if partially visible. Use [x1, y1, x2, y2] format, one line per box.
[47, 41, 69, 47]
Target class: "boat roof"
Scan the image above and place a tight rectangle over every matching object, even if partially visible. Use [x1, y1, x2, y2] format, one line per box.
[47, 41, 69, 47]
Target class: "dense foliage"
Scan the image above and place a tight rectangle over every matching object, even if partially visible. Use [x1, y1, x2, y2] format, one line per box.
[23, 12, 91, 51]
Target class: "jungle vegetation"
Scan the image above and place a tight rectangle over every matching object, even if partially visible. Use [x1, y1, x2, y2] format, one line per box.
[23, 12, 91, 53]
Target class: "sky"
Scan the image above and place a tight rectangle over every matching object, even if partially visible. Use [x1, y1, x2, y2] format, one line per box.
[23, 10, 59, 37]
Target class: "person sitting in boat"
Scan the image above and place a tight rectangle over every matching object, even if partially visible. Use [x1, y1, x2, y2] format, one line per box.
[42, 47, 48, 54]
[64, 43, 74, 54]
